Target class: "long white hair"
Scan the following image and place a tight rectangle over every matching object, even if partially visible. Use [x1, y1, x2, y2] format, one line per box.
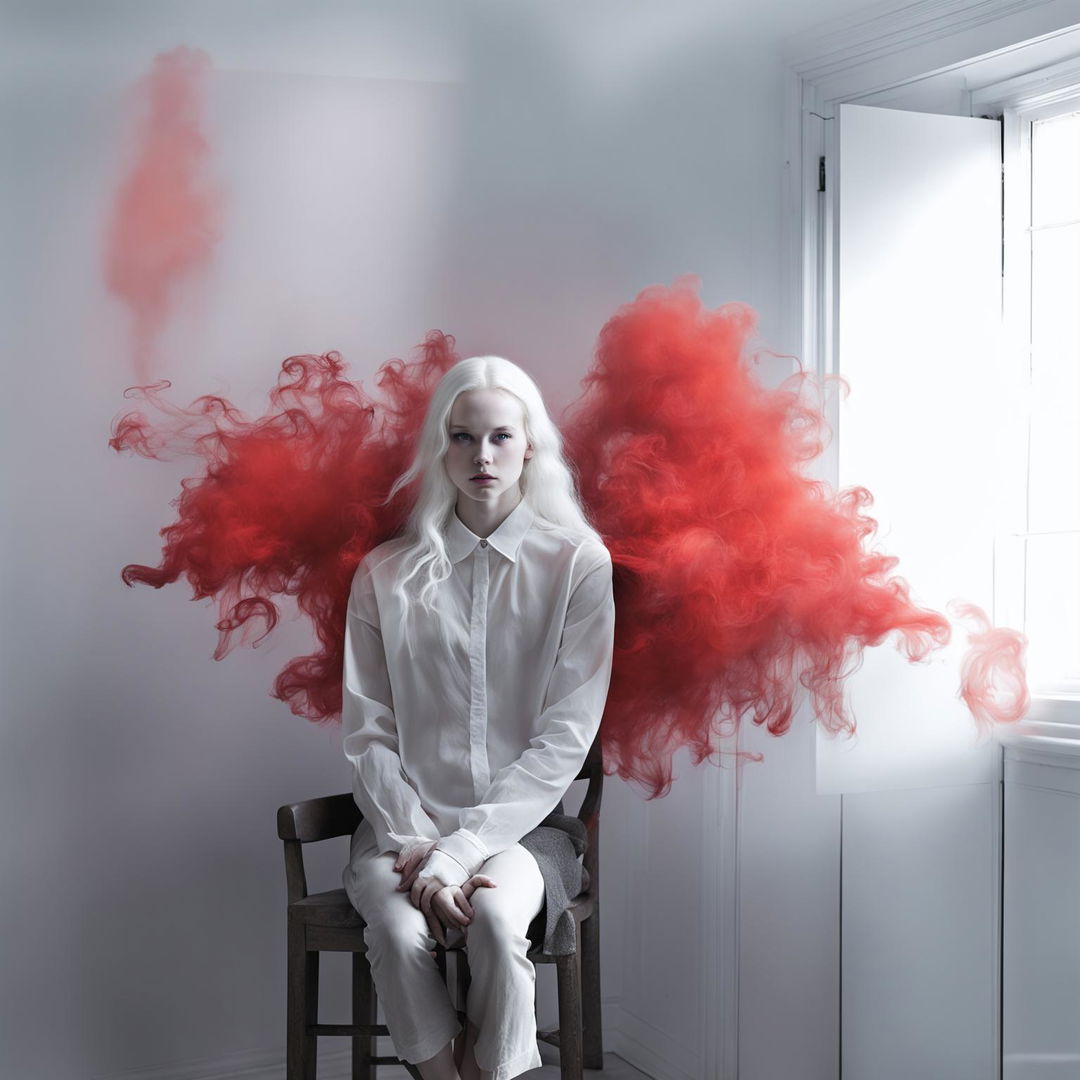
[382, 355, 602, 616]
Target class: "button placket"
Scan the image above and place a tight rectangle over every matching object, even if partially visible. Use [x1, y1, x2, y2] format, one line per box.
[467, 544, 491, 801]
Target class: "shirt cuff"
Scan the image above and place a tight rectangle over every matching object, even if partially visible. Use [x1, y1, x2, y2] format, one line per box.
[416, 849, 471, 889]
[433, 828, 488, 878]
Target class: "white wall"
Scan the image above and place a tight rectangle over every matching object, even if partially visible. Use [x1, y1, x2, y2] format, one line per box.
[1003, 746, 1080, 1080]
[0, 2, 896, 1077]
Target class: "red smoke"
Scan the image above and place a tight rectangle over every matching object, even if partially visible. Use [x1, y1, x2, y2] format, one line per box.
[113, 278, 1012, 798]
[111, 335, 456, 720]
[951, 601, 1029, 734]
[563, 279, 952, 792]
[105, 46, 222, 382]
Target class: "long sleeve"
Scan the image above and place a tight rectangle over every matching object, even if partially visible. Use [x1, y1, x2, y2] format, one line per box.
[418, 548, 615, 888]
[342, 559, 441, 856]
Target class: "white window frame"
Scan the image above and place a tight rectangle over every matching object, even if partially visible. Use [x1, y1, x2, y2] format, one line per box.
[973, 60, 1080, 734]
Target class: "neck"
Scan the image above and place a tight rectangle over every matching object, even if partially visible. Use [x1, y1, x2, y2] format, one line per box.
[454, 490, 523, 538]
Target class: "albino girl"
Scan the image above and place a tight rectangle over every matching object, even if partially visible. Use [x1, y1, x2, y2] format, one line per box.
[342, 356, 615, 1080]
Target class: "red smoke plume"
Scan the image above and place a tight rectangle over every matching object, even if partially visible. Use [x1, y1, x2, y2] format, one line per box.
[111, 335, 456, 720]
[951, 601, 1029, 734]
[105, 46, 222, 382]
[563, 279, 952, 791]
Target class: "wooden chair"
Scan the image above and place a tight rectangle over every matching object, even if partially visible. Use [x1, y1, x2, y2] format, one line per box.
[277, 738, 605, 1080]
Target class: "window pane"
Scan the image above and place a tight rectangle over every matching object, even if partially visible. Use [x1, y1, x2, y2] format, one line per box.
[1028, 345, 1080, 535]
[1031, 223, 1080, 356]
[1029, 226, 1080, 534]
[1025, 533, 1080, 688]
[1032, 111, 1080, 227]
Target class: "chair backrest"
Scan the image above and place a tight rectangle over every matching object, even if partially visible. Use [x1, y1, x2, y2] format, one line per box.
[575, 736, 605, 893]
[277, 792, 361, 844]
[278, 735, 605, 904]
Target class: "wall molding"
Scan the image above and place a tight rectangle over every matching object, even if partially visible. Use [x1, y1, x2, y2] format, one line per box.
[1003, 1052, 1080, 1080]
[785, 0, 1070, 79]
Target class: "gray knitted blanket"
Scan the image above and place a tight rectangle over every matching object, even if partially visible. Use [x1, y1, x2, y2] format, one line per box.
[518, 800, 589, 957]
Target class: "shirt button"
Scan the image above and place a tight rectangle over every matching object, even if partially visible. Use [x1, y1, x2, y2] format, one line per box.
[479, 539, 488, 548]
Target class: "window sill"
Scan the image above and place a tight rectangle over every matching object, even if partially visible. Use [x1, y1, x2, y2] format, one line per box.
[998, 704, 1080, 772]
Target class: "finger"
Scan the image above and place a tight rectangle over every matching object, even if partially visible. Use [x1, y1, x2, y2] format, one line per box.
[426, 909, 445, 948]
[400, 847, 430, 888]
[472, 874, 498, 888]
[411, 874, 437, 909]
[396, 846, 419, 872]
[458, 891, 474, 918]
[433, 893, 465, 929]
[420, 882, 441, 916]
[447, 890, 473, 927]
[410, 878, 424, 910]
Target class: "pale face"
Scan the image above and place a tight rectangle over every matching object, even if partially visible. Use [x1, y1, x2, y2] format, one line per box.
[444, 388, 534, 518]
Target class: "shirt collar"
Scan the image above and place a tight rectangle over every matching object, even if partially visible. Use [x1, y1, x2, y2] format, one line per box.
[445, 498, 536, 564]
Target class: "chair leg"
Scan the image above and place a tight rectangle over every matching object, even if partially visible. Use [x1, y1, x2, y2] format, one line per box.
[455, 947, 472, 1020]
[287, 926, 318, 1080]
[556, 952, 584, 1080]
[352, 950, 377, 1080]
[453, 949, 470, 1072]
[580, 912, 604, 1069]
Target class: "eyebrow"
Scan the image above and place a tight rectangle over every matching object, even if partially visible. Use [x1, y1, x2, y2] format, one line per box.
[449, 424, 515, 432]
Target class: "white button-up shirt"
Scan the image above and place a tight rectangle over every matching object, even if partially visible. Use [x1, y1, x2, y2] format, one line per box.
[342, 497, 616, 889]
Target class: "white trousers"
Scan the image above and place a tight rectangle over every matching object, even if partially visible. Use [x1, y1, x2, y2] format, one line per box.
[343, 817, 546, 1080]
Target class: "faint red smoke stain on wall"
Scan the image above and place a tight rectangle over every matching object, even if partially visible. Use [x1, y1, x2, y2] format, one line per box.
[105, 46, 222, 382]
[951, 601, 1030, 734]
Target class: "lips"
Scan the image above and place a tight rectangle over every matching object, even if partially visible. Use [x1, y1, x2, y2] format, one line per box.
[471, 473, 494, 480]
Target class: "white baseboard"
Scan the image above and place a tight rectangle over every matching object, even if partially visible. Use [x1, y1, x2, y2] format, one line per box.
[605, 1002, 697, 1080]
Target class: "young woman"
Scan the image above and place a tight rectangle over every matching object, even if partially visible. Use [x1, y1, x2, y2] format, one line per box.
[341, 355, 616, 1080]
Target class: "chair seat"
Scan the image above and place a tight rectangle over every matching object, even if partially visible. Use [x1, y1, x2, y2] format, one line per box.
[291, 888, 365, 929]
[288, 887, 595, 951]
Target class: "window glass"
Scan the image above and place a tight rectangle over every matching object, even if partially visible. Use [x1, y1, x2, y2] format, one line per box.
[1031, 111, 1080, 226]
[1025, 532, 1080, 688]
[1024, 108, 1080, 693]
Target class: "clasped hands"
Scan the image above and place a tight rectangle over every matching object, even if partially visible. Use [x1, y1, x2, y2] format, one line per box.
[394, 840, 497, 947]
